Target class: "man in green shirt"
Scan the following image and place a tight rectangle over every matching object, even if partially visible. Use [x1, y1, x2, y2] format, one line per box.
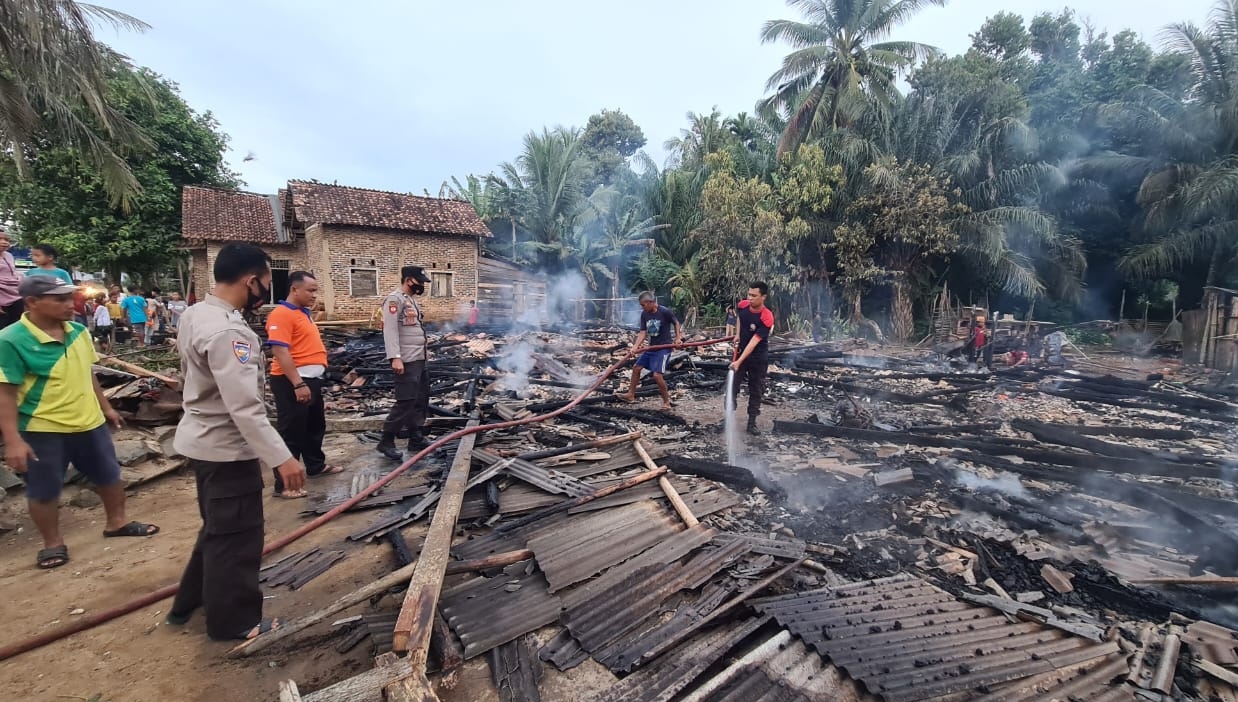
[24, 243, 73, 285]
[0, 276, 160, 569]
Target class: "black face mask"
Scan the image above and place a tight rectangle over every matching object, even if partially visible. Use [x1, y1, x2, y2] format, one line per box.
[407, 278, 425, 296]
[246, 277, 270, 311]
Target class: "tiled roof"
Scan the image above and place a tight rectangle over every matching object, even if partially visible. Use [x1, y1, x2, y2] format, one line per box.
[182, 186, 278, 244]
[286, 180, 491, 237]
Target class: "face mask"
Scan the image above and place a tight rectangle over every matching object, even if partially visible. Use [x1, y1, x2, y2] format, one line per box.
[407, 279, 425, 295]
[246, 277, 270, 311]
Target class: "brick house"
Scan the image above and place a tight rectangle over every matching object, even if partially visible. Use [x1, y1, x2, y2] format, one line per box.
[181, 180, 491, 321]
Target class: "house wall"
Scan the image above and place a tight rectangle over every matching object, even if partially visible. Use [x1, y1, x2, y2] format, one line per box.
[315, 225, 479, 322]
[477, 256, 547, 324]
[189, 240, 308, 301]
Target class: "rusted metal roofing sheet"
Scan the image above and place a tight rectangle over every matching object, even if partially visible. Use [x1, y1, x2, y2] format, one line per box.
[474, 450, 593, 497]
[584, 616, 771, 702]
[561, 539, 750, 672]
[967, 652, 1136, 701]
[559, 523, 718, 609]
[439, 560, 562, 659]
[529, 500, 683, 593]
[753, 574, 1123, 702]
[715, 532, 808, 560]
[1183, 620, 1238, 666]
[545, 442, 667, 478]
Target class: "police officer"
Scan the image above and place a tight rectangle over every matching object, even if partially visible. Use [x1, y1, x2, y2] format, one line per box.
[167, 243, 306, 641]
[376, 264, 433, 460]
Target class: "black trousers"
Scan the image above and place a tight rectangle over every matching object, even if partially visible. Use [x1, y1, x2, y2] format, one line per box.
[730, 356, 769, 419]
[383, 360, 428, 435]
[0, 299, 23, 329]
[270, 375, 326, 491]
[171, 459, 265, 640]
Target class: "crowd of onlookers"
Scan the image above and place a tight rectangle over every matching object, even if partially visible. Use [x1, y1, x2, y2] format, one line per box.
[83, 285, 188, 351]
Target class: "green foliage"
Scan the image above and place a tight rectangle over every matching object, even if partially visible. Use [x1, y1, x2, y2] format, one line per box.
[580, 109, 646, 190]
[0, 64, 237, 280]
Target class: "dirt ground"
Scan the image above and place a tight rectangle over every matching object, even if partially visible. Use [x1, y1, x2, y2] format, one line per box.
[0, 383, 768, 702]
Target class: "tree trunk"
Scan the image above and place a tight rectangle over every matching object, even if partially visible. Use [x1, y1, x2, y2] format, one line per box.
[847, 287, 885, 343]
[1206, 240, 1223, 287]
[891, 275, 913, 342]
[610, 263, 620, 323]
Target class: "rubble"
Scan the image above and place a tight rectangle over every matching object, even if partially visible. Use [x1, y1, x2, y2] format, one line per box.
[3, 322, 1236, 702]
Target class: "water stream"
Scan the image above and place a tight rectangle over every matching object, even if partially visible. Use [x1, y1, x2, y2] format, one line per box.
[724, 369, 741, 466]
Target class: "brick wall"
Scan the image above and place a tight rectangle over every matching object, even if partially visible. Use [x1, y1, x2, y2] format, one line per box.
[188, 240, 308, 300]
[314, 225, 479, 322]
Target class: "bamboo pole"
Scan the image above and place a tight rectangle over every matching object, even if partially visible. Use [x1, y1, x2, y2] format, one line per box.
[97, 356, 177, 385]
[632, 439, 698, 527]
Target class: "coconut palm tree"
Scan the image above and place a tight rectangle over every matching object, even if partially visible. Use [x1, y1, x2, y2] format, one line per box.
[758, 0, 946, 156]
[0, 0, 151, 206]
[585, 188, 663, 320]
[496, 127, 590, 269]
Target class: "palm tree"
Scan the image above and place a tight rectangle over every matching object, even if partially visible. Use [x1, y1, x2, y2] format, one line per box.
[496, 127, 589, 269]
[585, 188, 663, 321]
[663, 109, 729, 170]
[0, 0, 151, 206]
[758, 0, 946, 156]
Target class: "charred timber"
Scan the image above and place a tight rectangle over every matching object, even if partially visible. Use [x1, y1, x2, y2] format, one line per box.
[772, 420, 1232, 481]
[1010, 419, 1221, 467]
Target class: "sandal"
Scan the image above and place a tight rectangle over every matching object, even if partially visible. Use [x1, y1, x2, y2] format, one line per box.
[273, 489, 308, 499]
[234, 617, 281, 641]
[103, 521, 160, 537]
[310, 465, 345, 478]
[36, 544, 69, 569]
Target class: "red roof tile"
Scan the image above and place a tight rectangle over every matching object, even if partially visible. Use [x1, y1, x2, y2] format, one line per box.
[286, 180, 491, 237]
[182, 186, 278, 244]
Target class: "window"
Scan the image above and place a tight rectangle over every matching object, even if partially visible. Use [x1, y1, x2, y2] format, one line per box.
[431, 271, 453, 298]
[350, 268, 379, 297]
[269, 260, 291, 303]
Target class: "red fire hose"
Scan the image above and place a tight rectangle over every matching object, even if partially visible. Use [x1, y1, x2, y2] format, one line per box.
[0, 336, 733, 661]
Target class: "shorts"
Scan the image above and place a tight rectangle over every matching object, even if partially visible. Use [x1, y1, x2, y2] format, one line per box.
[21, 424, 122, 501]
[144, 321, 155, 344]
[635, 348, 671, 375]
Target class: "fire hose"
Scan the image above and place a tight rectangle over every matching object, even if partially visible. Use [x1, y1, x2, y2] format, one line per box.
[0, 336, 733, 661]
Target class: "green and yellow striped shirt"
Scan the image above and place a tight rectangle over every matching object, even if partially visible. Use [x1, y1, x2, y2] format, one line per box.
[0, 315, 104, 433]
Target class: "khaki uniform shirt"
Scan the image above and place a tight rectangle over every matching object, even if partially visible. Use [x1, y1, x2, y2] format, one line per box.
[173, 294, 293, 468]
[382, 289, 427, 363]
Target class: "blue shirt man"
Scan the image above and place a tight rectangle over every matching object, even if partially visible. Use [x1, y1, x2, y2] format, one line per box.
[618, 292, 682, 410]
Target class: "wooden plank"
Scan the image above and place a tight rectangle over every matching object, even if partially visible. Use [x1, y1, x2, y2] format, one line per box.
[391, 415, 481, 656]
[279, 680, 303, 702]
[303, 652, 413, 702]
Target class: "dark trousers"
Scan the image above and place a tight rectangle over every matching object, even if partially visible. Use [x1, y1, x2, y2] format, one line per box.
[383, 360, 428, 435]
[270, 375, 326, 491]
[730, 356, 769, 419]
[0, 299, 23, 329]
[171, 459, 265, 640]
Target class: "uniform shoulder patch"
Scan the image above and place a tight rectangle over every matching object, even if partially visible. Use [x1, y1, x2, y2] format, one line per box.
[232, 339, 252, 364]
[387, 302, 398, 315]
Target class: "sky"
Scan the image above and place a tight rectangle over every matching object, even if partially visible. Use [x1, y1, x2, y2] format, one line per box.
[98, 0, 1216, 196]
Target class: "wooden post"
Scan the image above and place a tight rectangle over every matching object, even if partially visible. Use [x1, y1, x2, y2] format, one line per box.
[390, 415, 481, 656]
[632, 439, 698, 527]
[97, 357, 177, 386]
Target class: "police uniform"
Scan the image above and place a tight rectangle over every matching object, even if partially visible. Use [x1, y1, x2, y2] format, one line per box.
[169, 294, 293, 640]
[380, 288, 430, 450]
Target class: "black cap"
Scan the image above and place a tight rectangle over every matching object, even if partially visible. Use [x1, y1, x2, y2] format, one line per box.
[401, 265, 432, 284]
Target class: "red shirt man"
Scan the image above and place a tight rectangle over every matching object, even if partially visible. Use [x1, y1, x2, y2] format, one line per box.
[729, 281, 775, 434]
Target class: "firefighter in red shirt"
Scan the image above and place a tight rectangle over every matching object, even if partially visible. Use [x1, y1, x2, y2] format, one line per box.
[728, 281, 775, 434]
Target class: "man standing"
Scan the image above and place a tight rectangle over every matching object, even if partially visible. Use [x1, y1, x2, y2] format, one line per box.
[965, 315, 993, 370]
[25, 243, 73, 285]
[619, 292, 682, 410]
[377, 265, 432, 461]
[122, 286, 147, 346]
[145, 288, 165, 345]
[729, 281, 775, 435]
[0, 230, 21, 328]
[266, 271, 343, 498]
[167, 243, 305, 641]
[0, 276, 159, 569]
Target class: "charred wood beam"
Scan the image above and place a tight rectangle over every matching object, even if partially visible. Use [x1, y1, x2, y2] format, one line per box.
[1010, 419, 1221, 467]
[1019, 423, 1195, 440]
[660, 455, 783, 498]
[387, 530, 416, 569]
[772, 420, 1232, 481]
[1033, 387, 1237, 424]
[905, 421, 1002, 434]
[511, 432, 641, 462]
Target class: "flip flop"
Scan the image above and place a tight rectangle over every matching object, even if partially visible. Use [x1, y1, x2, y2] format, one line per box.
[274, 489, 308, 499]
[613, 394, 636, 403]
[103, 521, 160, 537]
[310, 465, 346, 478]
[232, 617, 281, 641]
[36, 544, 69, 569]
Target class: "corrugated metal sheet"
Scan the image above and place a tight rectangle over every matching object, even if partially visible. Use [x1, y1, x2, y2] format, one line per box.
[439, 560, 563, 659]
[967, 652, 1135, 701]
[546, 442, 667, 478]
[561, 540, 750, 672]
[753, 574, 1123, 702]
[529, 500, 683, 593]
[474, 450, 593, 497]
[1183, 620, 1238, 666]
[584, 616, 771, 702]
[560, 524, 718, 609]
[715, 532, 807, 560]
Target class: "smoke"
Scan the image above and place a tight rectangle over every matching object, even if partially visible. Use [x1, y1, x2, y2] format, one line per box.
[545, 271, 588, 323]
[496, 335, 539, 394]
[952, 466, 1029, 499]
